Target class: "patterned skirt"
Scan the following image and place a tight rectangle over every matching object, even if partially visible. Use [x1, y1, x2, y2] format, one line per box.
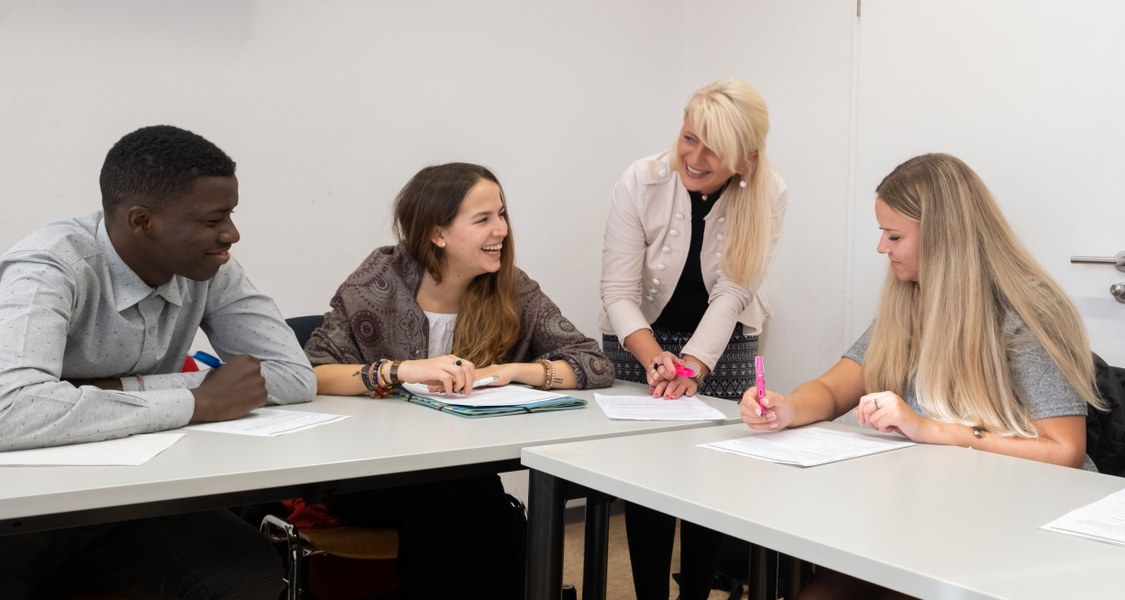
[602, 328, 758, 401]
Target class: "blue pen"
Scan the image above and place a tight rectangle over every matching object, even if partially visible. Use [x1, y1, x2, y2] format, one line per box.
[192, 350, 223, 369]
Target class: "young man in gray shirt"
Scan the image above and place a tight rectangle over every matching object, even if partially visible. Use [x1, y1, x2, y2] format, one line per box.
[0, 125, 316, 599]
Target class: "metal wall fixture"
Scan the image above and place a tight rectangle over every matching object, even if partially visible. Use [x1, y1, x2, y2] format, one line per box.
[1071, 251, 1125, 304]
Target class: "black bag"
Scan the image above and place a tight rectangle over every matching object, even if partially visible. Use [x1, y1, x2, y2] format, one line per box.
[499, 493, 528, 600]
[1087, 353, 1125, 477]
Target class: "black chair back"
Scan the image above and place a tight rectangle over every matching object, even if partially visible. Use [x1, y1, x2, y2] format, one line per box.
[286, 315, 325, 349]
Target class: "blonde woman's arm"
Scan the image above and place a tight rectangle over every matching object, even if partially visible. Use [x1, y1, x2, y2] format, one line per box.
[855, 395, 1087, 468]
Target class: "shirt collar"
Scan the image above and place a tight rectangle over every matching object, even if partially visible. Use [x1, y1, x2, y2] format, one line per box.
[97, 217, 186, 310]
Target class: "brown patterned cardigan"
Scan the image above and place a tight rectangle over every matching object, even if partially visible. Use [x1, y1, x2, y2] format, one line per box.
[305, 244, 614, 389]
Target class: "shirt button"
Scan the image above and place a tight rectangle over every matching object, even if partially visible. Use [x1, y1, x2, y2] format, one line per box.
[659, 168, 668, 177]
[716, 233, 725, 241]
[715, 252, 722, 258]
[646, 295, 655, 301]
[669, 229, 679, 237]
[651, 278, 660, 285]
[649, 287, 657, 293]
[675, 213, 684, 220]
[662, 246, 671, 253]
[657, 263, 666, 270]
[718, 217, 727, 224]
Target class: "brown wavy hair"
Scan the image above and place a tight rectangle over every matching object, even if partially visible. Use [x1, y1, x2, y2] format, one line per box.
[393, 163, 520, 366]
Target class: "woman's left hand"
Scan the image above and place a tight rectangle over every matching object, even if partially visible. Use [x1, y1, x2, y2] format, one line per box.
[854, 391, 928, 439]
[651, 374, 699, 400]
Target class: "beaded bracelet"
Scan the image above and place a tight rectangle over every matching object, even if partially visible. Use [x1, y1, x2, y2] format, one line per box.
[536, 358, 556, 391]
[353, 360, 394, 398]
[371, 359, 393, 398]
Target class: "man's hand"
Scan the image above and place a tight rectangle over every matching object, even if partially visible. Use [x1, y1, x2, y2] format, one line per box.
[190, 355, 267, 422]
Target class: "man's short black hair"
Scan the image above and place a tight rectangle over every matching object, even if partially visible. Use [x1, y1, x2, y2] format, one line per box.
[99, 125, 236, 216]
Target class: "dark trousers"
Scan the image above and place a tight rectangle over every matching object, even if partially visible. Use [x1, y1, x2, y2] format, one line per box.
[0, 509, 285, 600]
[625, 501, 730, 600]
[327, 474, 510, 600]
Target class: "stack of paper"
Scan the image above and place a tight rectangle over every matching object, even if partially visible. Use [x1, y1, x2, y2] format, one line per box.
[1042, 488, 1125, 546]
[702, 426, 915, 467]
[594, 393, 726, 421]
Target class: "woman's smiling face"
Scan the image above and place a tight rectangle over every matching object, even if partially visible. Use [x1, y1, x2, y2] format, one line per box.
[433, 179, 509, 280]
[676, 117, 735, 196]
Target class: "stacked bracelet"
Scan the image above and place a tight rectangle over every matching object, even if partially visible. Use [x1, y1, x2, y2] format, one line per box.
[354, 360, 395, 398]
[372, 358, 393, 398]
[536, 358, 557, 391]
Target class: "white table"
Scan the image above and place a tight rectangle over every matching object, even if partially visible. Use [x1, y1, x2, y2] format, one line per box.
[0, 382, 738, 543]
[523, 422, 1125, 600]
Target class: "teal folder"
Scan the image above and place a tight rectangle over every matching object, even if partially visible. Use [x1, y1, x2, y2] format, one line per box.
[396, 388, 586, 418]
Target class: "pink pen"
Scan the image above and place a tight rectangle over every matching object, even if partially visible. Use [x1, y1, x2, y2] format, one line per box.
[755, 355, 770, 415]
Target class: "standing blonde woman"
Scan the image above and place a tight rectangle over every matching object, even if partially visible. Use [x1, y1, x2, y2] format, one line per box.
[600, 79, 788, 599]
[744, 153, 1103, 600]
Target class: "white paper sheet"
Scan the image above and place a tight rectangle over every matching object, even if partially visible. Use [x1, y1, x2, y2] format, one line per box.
[594, 393, 726, 421]
[0, 432, 183, 466]
[701, 426, 914, 466]
[182, 407, 349, 436]
[1042, 487, 1125, 546]
[401, 383, 569, 407]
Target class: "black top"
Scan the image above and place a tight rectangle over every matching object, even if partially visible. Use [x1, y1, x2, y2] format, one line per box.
[652, 181, 728, 333]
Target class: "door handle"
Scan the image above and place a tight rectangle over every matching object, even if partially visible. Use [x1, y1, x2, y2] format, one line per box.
[1070, 251, 1125, 273]
[1112, 283, 1125, 304]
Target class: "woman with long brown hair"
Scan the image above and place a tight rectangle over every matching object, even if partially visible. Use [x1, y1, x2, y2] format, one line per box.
[305, 162, 613, 599]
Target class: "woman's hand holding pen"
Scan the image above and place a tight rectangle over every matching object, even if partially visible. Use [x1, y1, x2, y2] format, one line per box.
[645, 351, 680, 387]
[741, 389, 789, 430]
[646, 351, 701, 399]
[474, 363, 518, 387]
[398, 354, 476, 395]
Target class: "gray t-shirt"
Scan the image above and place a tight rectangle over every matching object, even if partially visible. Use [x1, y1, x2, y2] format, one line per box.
[845, 313, 1095, 470]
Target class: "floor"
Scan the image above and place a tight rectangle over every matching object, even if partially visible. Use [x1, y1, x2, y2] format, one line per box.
[560, 500, 749, 600]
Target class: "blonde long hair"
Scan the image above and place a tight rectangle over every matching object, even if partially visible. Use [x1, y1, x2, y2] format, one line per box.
[865, 153, 1101, 436]
[393, 163, 520, 367]
[670, 79, 776, 287]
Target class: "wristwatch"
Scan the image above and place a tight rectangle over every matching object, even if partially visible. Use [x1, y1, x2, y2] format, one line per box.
[682, 359, 705, 383]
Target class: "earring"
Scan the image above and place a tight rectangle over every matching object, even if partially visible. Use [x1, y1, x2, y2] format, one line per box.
[739, 178, 748, 189]
[439, 242, 446, 248]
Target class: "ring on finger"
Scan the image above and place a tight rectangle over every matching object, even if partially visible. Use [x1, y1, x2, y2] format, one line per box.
[873, 398, 880, 410]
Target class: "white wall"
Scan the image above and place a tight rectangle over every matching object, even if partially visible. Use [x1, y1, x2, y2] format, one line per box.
[0, 0, 858, 396]
[850, 0, 1125, 364]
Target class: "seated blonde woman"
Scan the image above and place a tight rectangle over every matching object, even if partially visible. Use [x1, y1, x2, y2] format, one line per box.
[742, 153, 1104, 600]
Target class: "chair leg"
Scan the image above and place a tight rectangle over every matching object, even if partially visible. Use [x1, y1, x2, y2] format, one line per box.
[749, 545, 778, 600]
[260, 514, 305, 600]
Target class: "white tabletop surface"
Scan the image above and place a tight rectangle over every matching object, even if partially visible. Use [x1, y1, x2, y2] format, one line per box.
[522, 422, 1125, 600]
[0, 382, 739, 524]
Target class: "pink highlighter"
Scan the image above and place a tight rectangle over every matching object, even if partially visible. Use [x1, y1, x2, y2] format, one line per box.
[674, 364, 695, 378]
[755, 355, 770, 416]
